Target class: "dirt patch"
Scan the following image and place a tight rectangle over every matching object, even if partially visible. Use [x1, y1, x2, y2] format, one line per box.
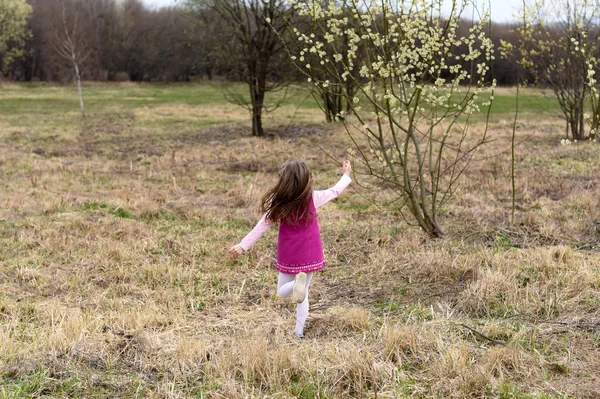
[266, 124, 331, 139]
[176, 124, 331, 145]
[82, 112, 136, 137]
[27, 134, 166, 159]
[175, 125, 249, 144]
[219, 160, 279, 173]
[14, 123, 332, 162]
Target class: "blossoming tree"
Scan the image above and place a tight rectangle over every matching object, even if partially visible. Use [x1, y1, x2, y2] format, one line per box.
[283, 0, 495, 238]
[502, 0, 600, 142]
[579, 15, 600, 143]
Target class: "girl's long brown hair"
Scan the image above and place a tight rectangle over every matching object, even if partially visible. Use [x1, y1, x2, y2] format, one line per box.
[260, 160, 313, 225]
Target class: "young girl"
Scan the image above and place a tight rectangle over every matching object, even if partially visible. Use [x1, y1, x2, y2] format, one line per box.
[229, 159, 352, 338]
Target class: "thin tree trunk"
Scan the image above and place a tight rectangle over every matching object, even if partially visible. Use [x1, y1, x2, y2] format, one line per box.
[73, 60, 85, 119]
[323, 85, 344, 123]
[591, 112, 598, 142]
[418, 202, 444, 238]
[252, 104, 263, 136]
[336, 86, 342, 117]
[346, 81, 354, 113]
[250, 79, 264, 136]
[247, 50, 266, 137]
[569, 113, 577, 140]
[511, 82, 519, 225]
[324, 93, 331, 122]
[578, 106, 585, 140]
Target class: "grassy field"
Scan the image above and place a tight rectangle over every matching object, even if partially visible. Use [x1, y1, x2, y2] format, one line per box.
[1, 82, 599, 398]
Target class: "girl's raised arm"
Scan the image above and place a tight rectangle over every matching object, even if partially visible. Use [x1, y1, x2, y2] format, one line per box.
[313, 161, 352, 209]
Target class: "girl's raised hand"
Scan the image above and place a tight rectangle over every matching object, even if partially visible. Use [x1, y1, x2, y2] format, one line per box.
[228, 244, 244, 258]
[342, 160, 352, 176]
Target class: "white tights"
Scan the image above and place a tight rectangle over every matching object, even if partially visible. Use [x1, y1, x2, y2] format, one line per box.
[277, 272, 313, 336]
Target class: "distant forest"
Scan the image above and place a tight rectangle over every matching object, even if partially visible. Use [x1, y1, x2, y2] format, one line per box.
[3, 0, 524, 85]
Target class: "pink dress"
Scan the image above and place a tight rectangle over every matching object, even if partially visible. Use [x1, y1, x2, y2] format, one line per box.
[239, 175, 352, 274]
[276, 198, 324, 274]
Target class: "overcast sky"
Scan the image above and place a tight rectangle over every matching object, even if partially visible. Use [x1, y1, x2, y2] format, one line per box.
[141, 0, 523, 22]
[142, 0, 178, 9]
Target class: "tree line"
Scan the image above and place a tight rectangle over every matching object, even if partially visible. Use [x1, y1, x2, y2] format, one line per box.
[0, 0, 524, 85]
[2, 0, 206, 82]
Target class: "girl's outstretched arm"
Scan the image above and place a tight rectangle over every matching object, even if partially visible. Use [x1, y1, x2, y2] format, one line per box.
[313, 160, 352, 209]
[228, 214, 272, 256]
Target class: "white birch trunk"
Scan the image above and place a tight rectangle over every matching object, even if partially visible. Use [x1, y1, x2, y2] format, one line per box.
[73, 59, 85, 119]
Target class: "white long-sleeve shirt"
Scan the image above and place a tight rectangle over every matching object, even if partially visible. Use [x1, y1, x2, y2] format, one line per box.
[238, 174, 352, 251]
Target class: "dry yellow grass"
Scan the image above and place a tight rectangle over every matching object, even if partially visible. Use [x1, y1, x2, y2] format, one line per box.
[0, 85, 599, 398]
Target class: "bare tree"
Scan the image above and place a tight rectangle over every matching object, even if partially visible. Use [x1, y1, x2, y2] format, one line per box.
[505, 0, 600, 141]
[185, 0, 293, 137]
[50, 1, 92, 118]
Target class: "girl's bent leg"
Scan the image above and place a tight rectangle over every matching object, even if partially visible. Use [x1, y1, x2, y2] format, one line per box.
[295, 272, 313, 337]
[277, 272, 295, 298]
